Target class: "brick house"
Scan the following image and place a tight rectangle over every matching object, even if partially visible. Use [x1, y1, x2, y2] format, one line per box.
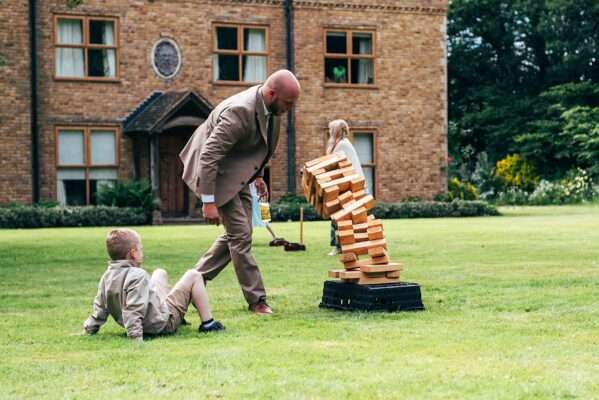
[1, 0, 448, 218]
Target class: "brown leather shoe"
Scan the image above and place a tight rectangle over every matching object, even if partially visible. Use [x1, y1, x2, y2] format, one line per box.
[249, 301, 273, 316]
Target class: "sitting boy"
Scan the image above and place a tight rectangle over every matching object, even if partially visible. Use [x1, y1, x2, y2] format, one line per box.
[84, 228, 224, 341]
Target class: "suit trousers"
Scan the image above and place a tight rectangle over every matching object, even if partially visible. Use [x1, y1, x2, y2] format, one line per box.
[194, 184, 266, 305]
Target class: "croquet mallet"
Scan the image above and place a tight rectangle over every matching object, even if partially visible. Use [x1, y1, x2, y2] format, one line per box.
[284, 206, 307, 251]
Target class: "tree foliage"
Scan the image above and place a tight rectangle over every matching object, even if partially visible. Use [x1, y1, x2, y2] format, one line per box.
[448, 0, 599, 178]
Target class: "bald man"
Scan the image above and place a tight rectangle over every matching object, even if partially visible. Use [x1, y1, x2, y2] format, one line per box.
[180, 70, 301, 315]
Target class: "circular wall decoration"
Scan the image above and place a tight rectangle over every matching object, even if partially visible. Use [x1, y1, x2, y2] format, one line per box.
[151, 38, 181, 79]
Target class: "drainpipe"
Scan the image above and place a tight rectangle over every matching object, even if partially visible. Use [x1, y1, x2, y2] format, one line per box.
[284, 0, 296, 193]
[29, 0, 40, 203]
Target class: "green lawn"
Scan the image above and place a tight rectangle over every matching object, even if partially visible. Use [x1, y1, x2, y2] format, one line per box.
[2, 205, 599, 399]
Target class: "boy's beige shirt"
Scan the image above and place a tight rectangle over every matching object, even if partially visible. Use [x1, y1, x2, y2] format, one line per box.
[84, 260, 171, 339]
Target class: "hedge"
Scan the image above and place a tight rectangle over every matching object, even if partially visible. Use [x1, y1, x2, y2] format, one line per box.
[0, 206, 148, 229]
[270, 199, 499, 221]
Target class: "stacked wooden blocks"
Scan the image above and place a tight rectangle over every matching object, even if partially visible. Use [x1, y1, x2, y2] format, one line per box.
[301, 154, 402, 285]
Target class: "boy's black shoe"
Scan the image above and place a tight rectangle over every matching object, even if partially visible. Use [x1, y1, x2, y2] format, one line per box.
[198, 319, 225, 333]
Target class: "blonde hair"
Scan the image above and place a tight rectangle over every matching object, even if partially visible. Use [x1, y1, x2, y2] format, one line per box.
[326, 119, 350, 154]
[106, 228, 141, 260]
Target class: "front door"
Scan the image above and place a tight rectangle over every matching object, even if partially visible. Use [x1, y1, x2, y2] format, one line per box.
[159, 130, 191, 217]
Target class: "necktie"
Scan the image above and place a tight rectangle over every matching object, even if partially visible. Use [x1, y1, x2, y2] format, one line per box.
[266, 113, 274, 159]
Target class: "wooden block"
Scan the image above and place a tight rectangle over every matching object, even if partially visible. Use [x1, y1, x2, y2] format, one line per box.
[367, 219, 383, 229]
[305, 154, 336, 168]
[352, 207, 368, 224]
[328, 269, 343, 278]
[368, 247, 387, 258]
[310, 168, 326, 178]
[352, 222, 369, 233]
[325, 199, 341, 214]
[338, 160, 352, 168]
[338, 230, 355, 245]
[367, 226, 384, 241]
[343, 261, 359, 270]
[354, 232, 369, 242]
[339, 252, 357, 263]
[339, 270, 362, 279]
[316, 166, 355, 182]
[360, 271, 387, 278]
[342, 170, 356, 177]
[351, 177, 366, 192]
[331, 195, 375, 222]
[370, 255, 390, 265]
[306, 154, 346, 174]
[341, 239, 387, 256]
[352, 190, 366, 200]
[337, 220, 354, 231]
[338, 191, 353, 205]
[320, 174, 362, 192]
[386, 270, 400, 279]
[357, 275, 399, 285]
[360, 263, 402, 273]
[323, 185, 340, 202]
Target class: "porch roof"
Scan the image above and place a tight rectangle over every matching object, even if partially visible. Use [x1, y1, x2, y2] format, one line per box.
[122, 90, 213, 134]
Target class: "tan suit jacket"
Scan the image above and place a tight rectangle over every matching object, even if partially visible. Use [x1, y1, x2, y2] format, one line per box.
[179, 85, 281, 207]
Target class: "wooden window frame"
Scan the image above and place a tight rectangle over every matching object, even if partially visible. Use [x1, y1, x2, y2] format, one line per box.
[350, 130, 377, 197]
[55, 126, 120, 205]
[322, 128, 377, 197]
[324, 29, 377, 88]
[53, 15, 120, 82]
[212, 23, 270, 85]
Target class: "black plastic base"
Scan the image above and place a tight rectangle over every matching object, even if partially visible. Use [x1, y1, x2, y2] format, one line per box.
[319, 280, 424, 312]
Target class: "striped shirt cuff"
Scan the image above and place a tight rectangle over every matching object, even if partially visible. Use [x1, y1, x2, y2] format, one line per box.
[201, 194, 215, 203]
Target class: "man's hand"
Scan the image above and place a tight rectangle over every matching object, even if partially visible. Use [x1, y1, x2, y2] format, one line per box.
[254, 177, 268, 198]
[202, 202, 221, 225]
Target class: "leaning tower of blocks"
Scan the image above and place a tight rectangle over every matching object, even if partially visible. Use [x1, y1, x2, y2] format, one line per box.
[302, 153, 402, 285]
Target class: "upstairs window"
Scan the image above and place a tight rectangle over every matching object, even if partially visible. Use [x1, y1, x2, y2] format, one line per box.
[213, 24, 268, 83]
[55, 16, 119, 80]
[325, 30, 375, 86]
[56, 127, 119, 206]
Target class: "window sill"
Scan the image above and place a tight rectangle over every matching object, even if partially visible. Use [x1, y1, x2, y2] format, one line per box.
[324, 83, 379, 90]
[54, 77, 121, 83]
[211, 80, 262, 87]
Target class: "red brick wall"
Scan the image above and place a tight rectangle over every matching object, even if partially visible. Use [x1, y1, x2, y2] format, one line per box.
[292, 1, 448, 201]
[1, 0, 447, 205]
[0, 1, 33, 204]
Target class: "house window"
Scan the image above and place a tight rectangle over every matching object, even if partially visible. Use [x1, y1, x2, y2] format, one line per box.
[213, 24, 268, 83]
[351, 131, 376, 196]
[56, 127, 119, 206]
[54, 16, 119, 80]
[325, 30, 375, 85]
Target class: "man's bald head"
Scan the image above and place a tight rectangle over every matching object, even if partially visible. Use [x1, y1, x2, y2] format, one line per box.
[261, 69, 301, 116]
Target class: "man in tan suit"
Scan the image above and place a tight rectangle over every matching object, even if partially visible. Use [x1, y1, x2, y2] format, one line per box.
[179, 70, 301, 315]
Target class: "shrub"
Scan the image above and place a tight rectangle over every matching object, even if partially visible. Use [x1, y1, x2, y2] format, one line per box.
[270, 195, 499, 221]
[372, 200, 499, 219]
[502, 168, 597, 206]
[0, 206, 147, 229]
[36, 199, 60, 208]
[95, 180, 156, 215]
[471, 151, 501, 199]
[562, 168, 595, 202]
[495, 154, 539, 191]
[275, 193, 309, 204]
[448, 177, 479, 201]
[495, 187, 531, 205]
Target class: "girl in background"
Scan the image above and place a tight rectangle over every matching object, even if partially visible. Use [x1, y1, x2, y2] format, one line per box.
[326, 119, 366, 256]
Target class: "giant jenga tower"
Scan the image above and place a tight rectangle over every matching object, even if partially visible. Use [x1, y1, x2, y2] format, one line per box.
[301, 153, 402, 285]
